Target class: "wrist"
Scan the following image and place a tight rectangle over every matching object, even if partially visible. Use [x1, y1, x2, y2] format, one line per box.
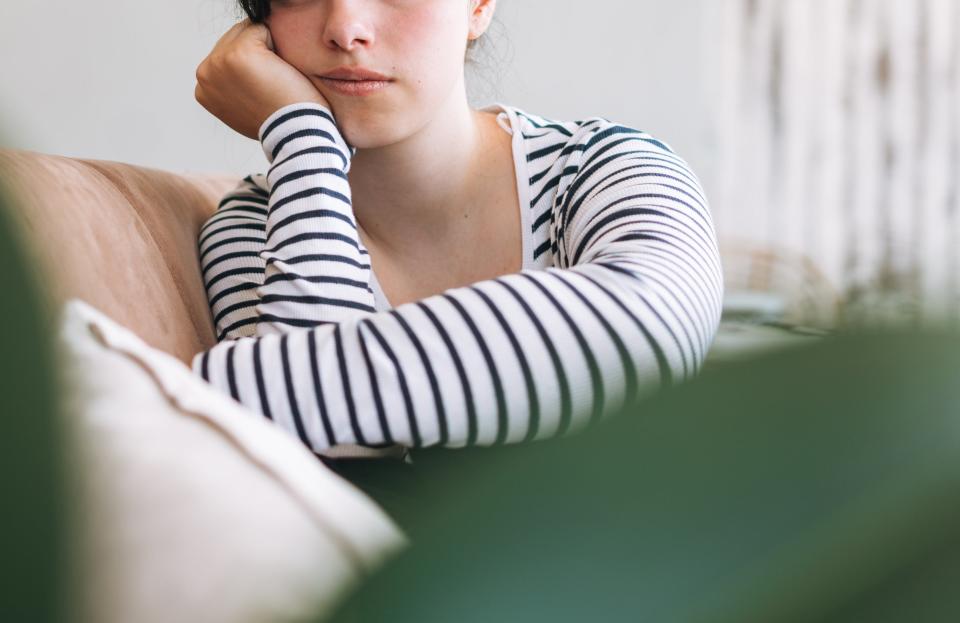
[258, 102, 352, 173]
[258, 101, 335, 144]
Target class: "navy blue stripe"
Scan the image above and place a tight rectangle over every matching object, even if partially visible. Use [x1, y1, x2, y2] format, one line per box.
[202, 250, 261, 276]
[265, 231, 363, 255]
[199, 351, 210, 382]
[356, 324, 394, 445]
[265, 254, 370, 270]
[198, 209, 266, 239]
[581, 265, 675, 387]
[533, 239, 552, 262]
[493, 278, 568, 441]
[443, 293, 508, 445]
[200, 236, 265, 263]
[256, 315, 337, 329]
[266, 206, 357, 241]
[252, 340, 274, 421]
[209, 281, 259, 310]
[390, 309, 449, 446]
[217, 316, 257, 342]
[261, 107, 335, 142]
[269, 145, 349, 173]
[218, 193, 267, 210]
[205, 266, 263, 290]
[474, 286, 540, 443]
[258, 294, 377, 313]
[361, 319, 422, 447]
[526, 142, 564, 162]
[226, 345, 240, 401]
[215, 298, 258, 330]
[600, 262, 698, 376]
[272, 167, 348, 194]
[268, 188, 352, 232]
[280, 334, 312, 447]
[271, 128, 341, 161]
[307, 331, 337, 446]
[554, 272, 637, 410]
[416, 301, 478, 445]
[521, 272, 604, 429]
[334, 325, 366, 445]
[264, 272, 371, 290]
[241, 174, 269, 197]
[516, 111, 575, 137]
[199, 222, 265, 250]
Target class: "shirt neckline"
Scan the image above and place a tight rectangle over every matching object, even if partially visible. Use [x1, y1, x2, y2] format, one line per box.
[369, 103, 532, 310]
[484, 102, 533, 274]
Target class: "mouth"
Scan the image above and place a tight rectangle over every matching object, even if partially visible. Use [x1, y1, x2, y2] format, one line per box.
[318, 77, 393, 97]
[318, 67, 394, 97]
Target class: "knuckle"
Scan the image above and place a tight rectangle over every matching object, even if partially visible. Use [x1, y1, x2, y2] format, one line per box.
[223, 47, 247, 67]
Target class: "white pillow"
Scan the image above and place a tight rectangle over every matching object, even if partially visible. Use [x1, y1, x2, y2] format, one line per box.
[56, 299, 406, 623]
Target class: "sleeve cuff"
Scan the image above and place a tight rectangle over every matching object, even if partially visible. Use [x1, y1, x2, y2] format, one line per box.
[257, 102, 353, 168]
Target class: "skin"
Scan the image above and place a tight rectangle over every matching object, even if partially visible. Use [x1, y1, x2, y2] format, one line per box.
[195, 0, 523, 306]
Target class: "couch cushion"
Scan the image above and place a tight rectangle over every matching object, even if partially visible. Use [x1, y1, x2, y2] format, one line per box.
[58, 298, 405, 623]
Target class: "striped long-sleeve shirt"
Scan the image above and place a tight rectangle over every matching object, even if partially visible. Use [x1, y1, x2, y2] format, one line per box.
[191, 102, 724, 458]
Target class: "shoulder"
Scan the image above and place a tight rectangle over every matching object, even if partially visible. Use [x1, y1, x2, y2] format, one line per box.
[225, 173, 270, 199]
[212, 174, 270, 212]
[502, 104, 690, 170]
[202, 174, 270, 230]
[501, 105, 702, 200]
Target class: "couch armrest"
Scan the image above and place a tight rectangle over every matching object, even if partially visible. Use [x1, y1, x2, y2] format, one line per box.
[0, 148, 237, 364]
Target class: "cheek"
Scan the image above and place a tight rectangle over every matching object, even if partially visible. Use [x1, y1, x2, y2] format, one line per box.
[265, 13, 316, 70]
[390, 5, 467, 85]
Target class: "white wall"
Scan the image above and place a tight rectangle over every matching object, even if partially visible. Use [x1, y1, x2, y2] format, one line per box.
[0, 0, 262, 175]
[489, 0, 716, 182]
[0, 0, 717, 181]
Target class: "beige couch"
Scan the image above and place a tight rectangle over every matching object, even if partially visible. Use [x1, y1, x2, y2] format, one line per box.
[0, 148, 233, 365]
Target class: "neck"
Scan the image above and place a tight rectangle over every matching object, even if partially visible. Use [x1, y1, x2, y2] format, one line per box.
[348, 85, 494, 256]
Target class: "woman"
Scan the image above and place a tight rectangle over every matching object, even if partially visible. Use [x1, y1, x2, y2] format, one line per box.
[191, 0, 724, 464]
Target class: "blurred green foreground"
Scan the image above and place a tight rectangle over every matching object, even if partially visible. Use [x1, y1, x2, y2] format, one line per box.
[0, 184, 64, 620]
[330, 328, 960, 622]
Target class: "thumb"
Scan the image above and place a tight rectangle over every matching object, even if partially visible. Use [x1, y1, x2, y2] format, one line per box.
[237, 18, 273, 50]
[263, 26, 276, 51]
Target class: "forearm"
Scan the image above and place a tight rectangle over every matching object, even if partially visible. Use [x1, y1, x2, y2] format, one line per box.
[255, 103, 376, 336]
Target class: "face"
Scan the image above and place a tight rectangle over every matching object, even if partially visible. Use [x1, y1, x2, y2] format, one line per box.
[266, 0, 494, 149]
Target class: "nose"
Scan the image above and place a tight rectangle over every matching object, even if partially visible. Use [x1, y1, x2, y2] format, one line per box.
[322, 0, 375, 52]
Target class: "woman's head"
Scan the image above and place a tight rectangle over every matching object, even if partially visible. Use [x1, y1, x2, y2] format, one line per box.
[240, 0, 498, 149]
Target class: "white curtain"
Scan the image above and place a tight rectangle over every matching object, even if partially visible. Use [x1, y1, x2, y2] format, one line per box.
[708, 0, 960, 327]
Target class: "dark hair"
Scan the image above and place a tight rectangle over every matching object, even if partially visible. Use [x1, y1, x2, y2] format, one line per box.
[238, 0, 270, 22]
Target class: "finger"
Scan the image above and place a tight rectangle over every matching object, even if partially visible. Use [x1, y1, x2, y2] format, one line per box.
[217, 18, 251, 47]
[239, 21, 273, 50]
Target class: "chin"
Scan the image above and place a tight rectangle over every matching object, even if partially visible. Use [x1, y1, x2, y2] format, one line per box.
[333, 106, 418, 150]
[339, 127, 391, 150]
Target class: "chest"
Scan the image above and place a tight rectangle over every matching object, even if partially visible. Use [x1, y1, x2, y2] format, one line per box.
[362, 181, 524, 309]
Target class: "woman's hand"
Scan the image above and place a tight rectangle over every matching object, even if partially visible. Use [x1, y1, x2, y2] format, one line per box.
[195, 19, 331, 140]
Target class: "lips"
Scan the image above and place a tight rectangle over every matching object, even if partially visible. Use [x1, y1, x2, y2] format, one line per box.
[319, 78, 391, 97]
[319, 66, 392, 81]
